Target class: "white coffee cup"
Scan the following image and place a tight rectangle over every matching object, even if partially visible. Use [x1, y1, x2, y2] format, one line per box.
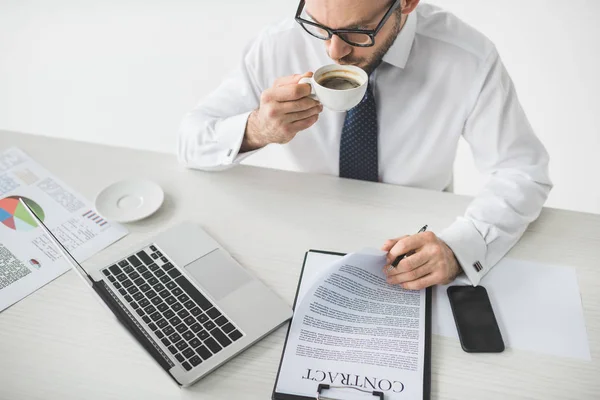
[298, 64, 368, 112]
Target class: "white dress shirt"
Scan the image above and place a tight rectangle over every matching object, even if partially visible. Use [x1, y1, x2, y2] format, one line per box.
[178, 3, 552, 286]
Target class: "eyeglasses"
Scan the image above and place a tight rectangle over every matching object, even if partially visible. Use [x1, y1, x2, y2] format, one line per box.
[295, 0, 401, 47]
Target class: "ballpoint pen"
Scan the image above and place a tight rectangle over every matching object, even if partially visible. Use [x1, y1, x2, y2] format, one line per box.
[387, 225, 428, 272]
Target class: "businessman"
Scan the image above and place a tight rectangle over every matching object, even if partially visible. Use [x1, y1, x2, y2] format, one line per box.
[178, 0, 552, 289]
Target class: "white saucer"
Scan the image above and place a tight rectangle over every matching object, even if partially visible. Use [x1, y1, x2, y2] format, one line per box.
[95, 179, 164, 223]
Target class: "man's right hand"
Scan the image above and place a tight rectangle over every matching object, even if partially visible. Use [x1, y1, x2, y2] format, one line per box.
[241, 72, 323, 152]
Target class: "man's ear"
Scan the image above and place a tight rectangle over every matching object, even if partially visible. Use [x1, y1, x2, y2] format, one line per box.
[401, 0, 420, 14]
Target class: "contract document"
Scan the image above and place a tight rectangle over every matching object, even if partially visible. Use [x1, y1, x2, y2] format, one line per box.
[273, 250, 431, 400]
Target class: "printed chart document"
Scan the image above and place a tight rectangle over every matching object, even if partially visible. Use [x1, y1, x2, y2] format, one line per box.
[274, 250, 431, 400]
[0, 147, 128, 312]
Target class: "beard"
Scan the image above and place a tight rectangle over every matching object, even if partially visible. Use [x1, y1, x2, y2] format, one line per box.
[332, 14, 403, 74]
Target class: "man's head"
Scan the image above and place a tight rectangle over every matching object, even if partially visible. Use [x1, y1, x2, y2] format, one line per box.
[302, 0, 420, 73]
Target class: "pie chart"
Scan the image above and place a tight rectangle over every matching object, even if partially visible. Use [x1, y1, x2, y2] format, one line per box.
[0, 196, 45, 232]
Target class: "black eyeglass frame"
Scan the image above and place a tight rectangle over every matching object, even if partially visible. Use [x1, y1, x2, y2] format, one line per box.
[295, 0, 401, 47]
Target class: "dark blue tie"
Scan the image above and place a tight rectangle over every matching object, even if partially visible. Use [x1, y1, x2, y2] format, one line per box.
[339, 84, 378, 182]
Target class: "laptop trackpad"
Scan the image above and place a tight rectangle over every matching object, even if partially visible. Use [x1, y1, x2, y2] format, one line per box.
[184, 249, 252, 301]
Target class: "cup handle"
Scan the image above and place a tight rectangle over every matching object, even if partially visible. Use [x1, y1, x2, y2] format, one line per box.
[298, 77, 318, 101]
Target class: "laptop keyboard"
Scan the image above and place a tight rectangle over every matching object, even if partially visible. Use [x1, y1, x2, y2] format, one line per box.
[101, 244, 244, 372]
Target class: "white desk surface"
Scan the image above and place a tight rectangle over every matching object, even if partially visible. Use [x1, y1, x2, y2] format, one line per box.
[0, 130, 598, 400]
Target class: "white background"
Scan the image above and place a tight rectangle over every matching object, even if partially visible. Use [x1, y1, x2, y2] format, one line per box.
[1, 0, 598, 215]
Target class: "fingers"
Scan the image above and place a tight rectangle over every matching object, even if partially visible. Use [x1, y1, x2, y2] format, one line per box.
[289, 114, 319, 132]
[387, 231, 434, 261]
[385, 250, 429, 276]
[255, 71, 322, 145]
[274, 72, 313, 88]
[280, 96, 321, 114]
[261, 97, 321, 121]
[382, 232, 458, 290]
[285, 104, 323, 123]
[381, 235, 409, 251]
[260, 73, 320, 125]
[386, 261, 434, 285]
[401, 273, 438, 291]
[269, 83, 313, 101]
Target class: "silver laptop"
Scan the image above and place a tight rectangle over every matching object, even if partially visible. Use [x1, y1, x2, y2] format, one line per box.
[20, 199, 292, 387]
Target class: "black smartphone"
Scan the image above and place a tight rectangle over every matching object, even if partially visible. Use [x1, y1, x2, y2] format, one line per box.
[447, 285, 505, 353]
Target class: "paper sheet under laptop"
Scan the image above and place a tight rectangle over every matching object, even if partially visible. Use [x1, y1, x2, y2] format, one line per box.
[0, 147, 128, 312]
[299, 252, 590, 361]
[275, 251, 427, 400]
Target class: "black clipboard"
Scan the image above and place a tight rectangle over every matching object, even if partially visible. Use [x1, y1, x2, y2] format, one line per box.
[272, 250, 432, 400]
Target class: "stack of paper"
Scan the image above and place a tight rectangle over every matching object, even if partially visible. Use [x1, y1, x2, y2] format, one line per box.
[0, 147, 128, 312]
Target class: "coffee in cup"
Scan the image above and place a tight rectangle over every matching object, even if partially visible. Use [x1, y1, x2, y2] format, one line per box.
[317, 75, 362, 90]
[298, 64, 368, 112]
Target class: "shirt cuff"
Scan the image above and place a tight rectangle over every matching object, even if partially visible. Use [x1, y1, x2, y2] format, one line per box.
[216, 111, 259, 166]
[438, 217, 488, 286]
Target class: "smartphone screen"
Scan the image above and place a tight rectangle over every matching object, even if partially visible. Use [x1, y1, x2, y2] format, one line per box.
[447, 285, 505, 353]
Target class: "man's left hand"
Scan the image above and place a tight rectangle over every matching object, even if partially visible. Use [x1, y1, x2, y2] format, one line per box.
[381, 231, 462, 290]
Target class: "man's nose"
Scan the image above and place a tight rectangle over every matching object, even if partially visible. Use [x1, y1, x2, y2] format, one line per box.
[327, 35, 352, 62]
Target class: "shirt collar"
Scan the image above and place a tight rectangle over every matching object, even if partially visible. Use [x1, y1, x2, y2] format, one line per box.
[382, 12, 417, 69]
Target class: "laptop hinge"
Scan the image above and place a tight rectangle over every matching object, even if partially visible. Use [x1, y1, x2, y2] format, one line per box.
[92, 281, 179, 381]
